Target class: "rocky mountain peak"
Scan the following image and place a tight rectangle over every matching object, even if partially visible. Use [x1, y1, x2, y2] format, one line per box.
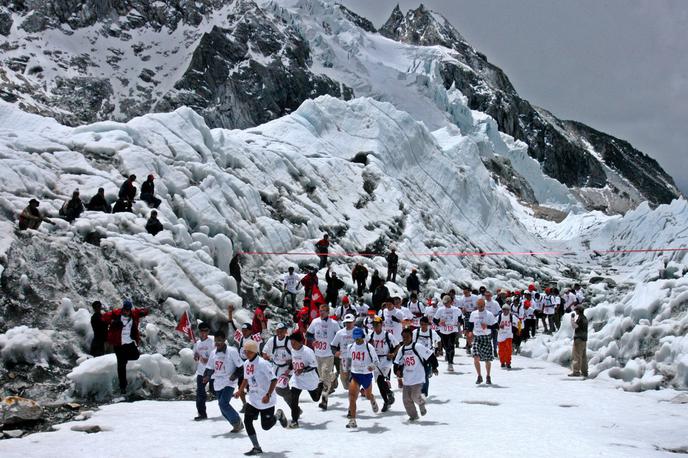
[380, 3, 465, 50]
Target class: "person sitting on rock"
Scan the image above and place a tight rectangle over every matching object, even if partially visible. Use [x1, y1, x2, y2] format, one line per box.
[119, 174, 137, 202]
[145, 210, 163, 236]
[140, 174, 161, 208]
[112, 198, 133, 213]
[18, 198, 54, 230]
[86, 188, 111, 213]
[59, 190, 84, 222]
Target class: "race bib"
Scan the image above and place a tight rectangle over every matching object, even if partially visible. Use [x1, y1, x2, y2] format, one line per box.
[313, 340, 329, 351]
[251, 333, 262, 343]
[404, 355, 417, 367]
[442, 325, 455, 333]
[277, 373, 290, 389]
[233, 330, 243, 344]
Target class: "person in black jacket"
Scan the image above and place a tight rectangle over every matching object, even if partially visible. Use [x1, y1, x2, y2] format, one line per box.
[145, 210, 163, 236]
[386, 248, 399, 282]
[140, 174, 161, 208]
[315, 234, 330, 270]
[112, 198, 133, 213]
[351, 263, 368, 297]
[406, 268, 420, 295]
[86, 188, 111, 213]
[569, 305, 589, 377]
[369, 270, 383, 294]
[119, 174, 137, 202]
[59, 190, 84, 222]
[372, 282, 390, 312]
[325, 267, 344, 306]
[230, 254, 242, 292]
[89, 301, 108, 357]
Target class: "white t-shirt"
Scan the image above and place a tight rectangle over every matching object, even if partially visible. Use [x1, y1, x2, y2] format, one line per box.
[458, 295, 478, 314]
[469, 309, 497, 337]
[564, 292, 577, 311]
[262, 336, 292, 374]
[121, 316, 133, 345]
[408, 301, 426, 316]
[307, 317, 341, 357]
[243, 356, 277, 409]
[290, 345, 320, 391]
[412, 327, 440, 349]
[193, 337, 215, 376]
[485, 300, 501, 316]
[575, 289, 585, 304]
[347, 341, 379, 375]
[394, 343, 433, 386]
[283, 273, 301, 294]
[543, 295, 557, 315]
[399, 306, 413, 321]
[433, 306, 462, 335]
[379, 308, 404, 337]
[353, 303, 369, 316]
[497, 313, 518, 342]
[331, 327, 355, 359]
[208, 346, 243, 391]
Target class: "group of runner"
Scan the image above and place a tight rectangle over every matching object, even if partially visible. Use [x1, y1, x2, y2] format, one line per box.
[191, 279, 585, 456]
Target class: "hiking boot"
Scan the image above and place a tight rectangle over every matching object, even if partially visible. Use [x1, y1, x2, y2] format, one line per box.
[387, 393, 395, 405]
[194, 414, 208, 421]
[230, 419, 244, 433]
[287, 420, 299, 429]
[501, 362, 506, 368]
[381, 401, 390, 412]
[346, 418, 357, 428]
[506, 364, 511, 370]
[447, 364, 454, 372]
[276, 409, 288, 428]
[370, 397, 379, 413]
[244, 447, 263, 456]
[568, 372, 581, 377]
[486, 376, 492, 385]
[476, 375, 483, 384]
[318, 399, 328, 411]
[419, 402, 427, 416]
[328, 378, 338, 395]
[408, 416, 419, 422]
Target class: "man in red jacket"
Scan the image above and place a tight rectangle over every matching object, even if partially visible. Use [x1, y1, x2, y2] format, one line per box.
[102, 299, 149, 395]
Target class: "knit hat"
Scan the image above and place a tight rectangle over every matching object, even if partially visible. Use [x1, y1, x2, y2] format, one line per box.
[122, 299, 133, 310]
[243, 339, 259, 353]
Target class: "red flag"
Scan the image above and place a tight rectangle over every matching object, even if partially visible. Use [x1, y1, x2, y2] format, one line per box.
[176, 310, 196, 342]
[311, 284, 326, 307]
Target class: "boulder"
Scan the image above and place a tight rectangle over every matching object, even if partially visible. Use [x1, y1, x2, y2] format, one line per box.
[1, 396, 44, 425]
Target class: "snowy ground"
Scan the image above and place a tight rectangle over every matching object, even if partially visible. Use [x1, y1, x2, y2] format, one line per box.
[2, 350, 686, 458]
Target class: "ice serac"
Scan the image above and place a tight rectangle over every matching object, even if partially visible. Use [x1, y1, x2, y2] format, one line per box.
[378, 4, 680, 209]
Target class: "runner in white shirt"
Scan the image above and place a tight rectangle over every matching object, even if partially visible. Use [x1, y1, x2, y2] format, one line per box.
[284, 333, 323, 428]
[542, 289, 557, 334]
[353, 297, 369, 317]
[483, 291, 501, 360]
[458, 288, 478, 353]
[369, 316, 400, 412]
[394, 328, 439, 422]
[280, 267, 301, 311]
[333, 296, 356, 322]
[522, 293, 537, 341]
[261, 323, 293, 404]
[495, 304, 519, 369]
[192, 322, 214, 421]
[346, 327, 380, 428]
[205, 330, 244, 432]
[574, 284, 585, 305]
[469, 299, 497, 385]
[379, 301, 404, 337]
[510, 295, 525, 354]
[331, 314, 356, 391]
[235, 340, 287, 456]
[432, 295, 462, 372]
[407, 293, 426, 329]
[412, 316, 441, 396]
[563, 289, 577, 313]
[306, 304, 341, 410]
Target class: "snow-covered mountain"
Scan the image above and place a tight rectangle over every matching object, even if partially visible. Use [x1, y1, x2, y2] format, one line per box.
[0, 0, 681, 212]
[0, 0, 686, 408]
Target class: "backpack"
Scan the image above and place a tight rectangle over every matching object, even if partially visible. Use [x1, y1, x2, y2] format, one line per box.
[413, 328, 435, 346]
[369, 331, 394, 353]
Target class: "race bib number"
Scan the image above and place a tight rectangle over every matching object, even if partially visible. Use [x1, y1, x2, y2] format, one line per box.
[277, 374, 290, 389]
[313, 340, 328, 351]
[352, 351, 366, 361]
[404, 355, 416, 367]
[293, 361, 305, 371]
[251, 333, 262, 343]
[442, 325, 455, 333]
[233, 330, 243, 344]
[245, 364, 255, 376]
[215, 360, 224, 371]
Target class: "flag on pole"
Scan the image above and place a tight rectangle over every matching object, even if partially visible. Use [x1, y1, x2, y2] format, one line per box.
[176, 310, 196, 342]
[311, 284, 326, 307]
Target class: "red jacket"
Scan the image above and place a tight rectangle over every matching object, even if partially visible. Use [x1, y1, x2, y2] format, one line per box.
[102, 308, 148, 346]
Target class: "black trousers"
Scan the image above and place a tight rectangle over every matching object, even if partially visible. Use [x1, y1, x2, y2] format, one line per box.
[440, 332, 457, 364]
[244, 404, 277, 436]
[288, 386, 322, 421]
[114, 343, 140, 393]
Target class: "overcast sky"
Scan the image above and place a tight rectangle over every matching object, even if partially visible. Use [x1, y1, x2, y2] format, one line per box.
[338, 0, 688, 196]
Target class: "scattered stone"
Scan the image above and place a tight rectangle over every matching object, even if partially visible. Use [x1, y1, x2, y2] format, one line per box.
[64, 402, 81, 411]
[70, 424, 103, 433]
[1, 396, 44, 425]
[3, 429, 24, 438]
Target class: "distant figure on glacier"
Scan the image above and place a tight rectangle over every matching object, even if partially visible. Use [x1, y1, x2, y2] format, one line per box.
[325, 267, 344, 306]
[118, 174, 137, 202]
[569, 304, 589, 378]
[101, 299, 149, 395]
[230, 254, 242, 292]
[89, 301, 108, 357]
[280, 266, 301, 311]
[351, 262, 368, 297]
[59, 190, 84, 222]
[406, 267, 420, 295]
[18, 198, 54, 230]
[86, 188, 111, 213]
[140, 174, 162, 208]
[574, 283, 585, 304]
[145, 210, 163, 236]
[299, 267, 318, 300]
[315, 233, 330, 269]
[386, 247, 399, 282]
